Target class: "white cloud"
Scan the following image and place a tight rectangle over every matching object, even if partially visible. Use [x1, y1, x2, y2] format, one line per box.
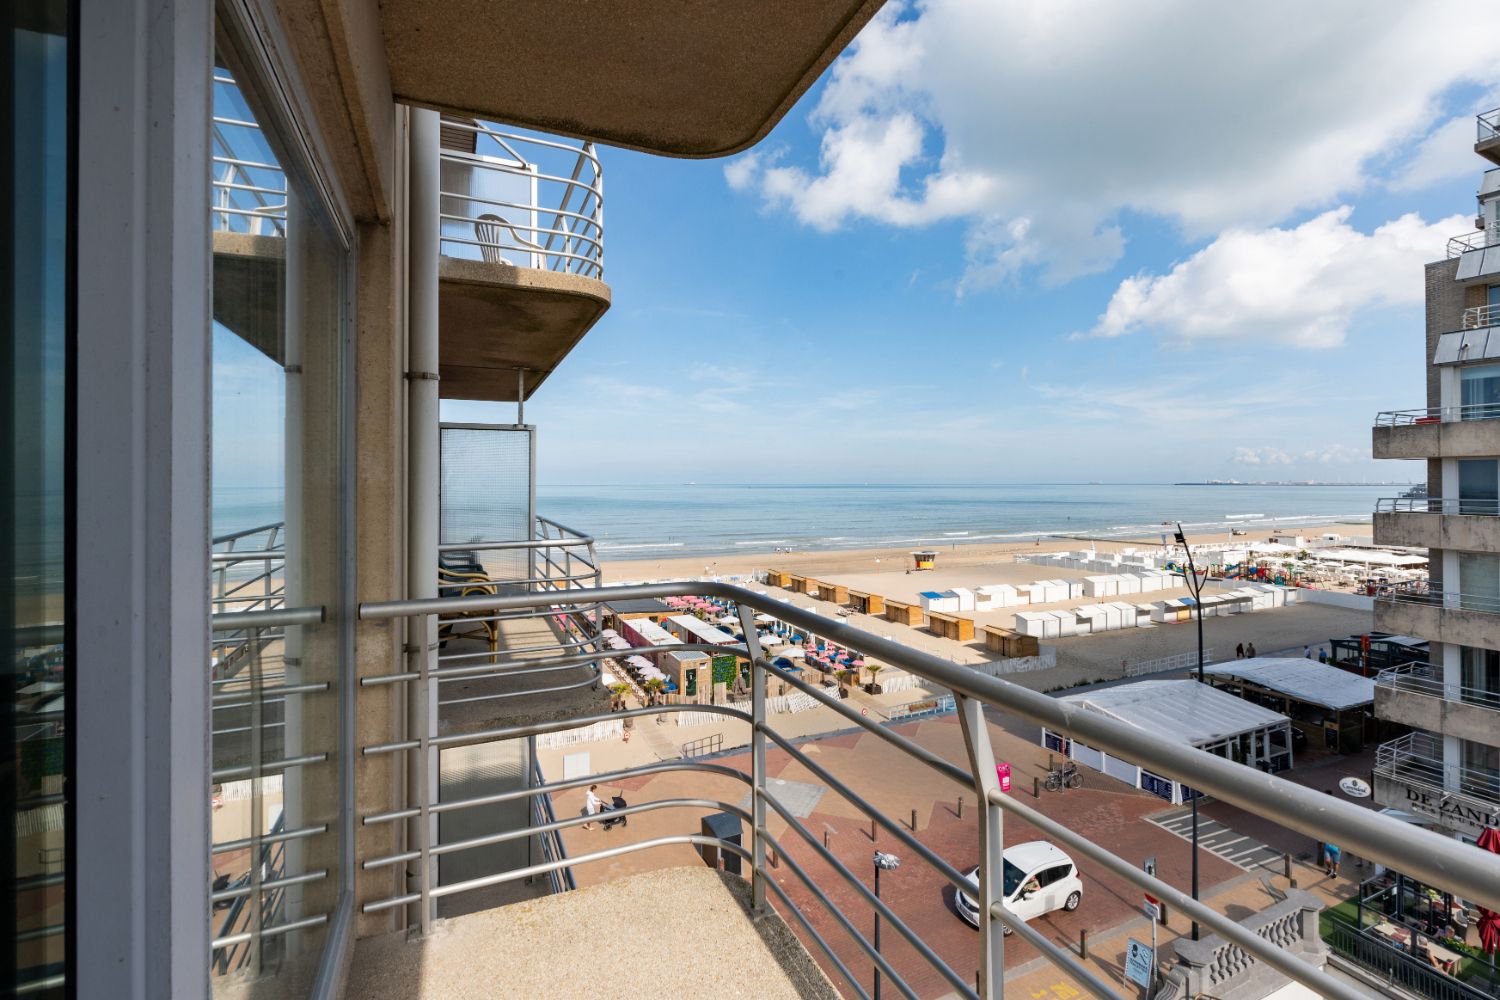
[1233, 444, 1364, 467]
[1388, 114, 1485, 192]
[1232, 447, 1292, 467]
[1086, 207, 1469, 347]
[727, 0, 1500, 286]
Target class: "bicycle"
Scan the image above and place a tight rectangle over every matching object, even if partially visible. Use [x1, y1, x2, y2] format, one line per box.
[1044, 761, 1083, 791]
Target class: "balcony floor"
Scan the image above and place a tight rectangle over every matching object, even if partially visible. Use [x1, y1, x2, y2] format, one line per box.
[343, 866, 838, 1000]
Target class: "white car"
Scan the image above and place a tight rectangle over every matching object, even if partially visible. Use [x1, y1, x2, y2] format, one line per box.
[954, 841, 1083, 932]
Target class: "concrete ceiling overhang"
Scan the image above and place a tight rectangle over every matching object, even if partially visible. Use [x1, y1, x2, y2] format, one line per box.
[438, 257, 612, 402]
[380, 0, 888, 158]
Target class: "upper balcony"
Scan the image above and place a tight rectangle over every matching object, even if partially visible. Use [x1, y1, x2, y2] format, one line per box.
[436, 119, 610, 402]
[1372, 403, 1500, 460]
[1374, 662, 1500, 746]
[210, 84, 610, 403]
[1374, 582, 1500, 652]
[1478, 108, 1500, 166]
[1373, 496, 1500, 551]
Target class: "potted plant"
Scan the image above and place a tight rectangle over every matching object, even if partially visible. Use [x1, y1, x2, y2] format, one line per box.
[609, 682, 629, 712]
[864, 663, 884, 695]
[836, 669, 852, 699]
[644, 677, 667, 706]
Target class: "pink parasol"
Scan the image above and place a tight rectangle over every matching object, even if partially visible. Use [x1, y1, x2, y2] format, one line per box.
[1478, 826, 1500, 954]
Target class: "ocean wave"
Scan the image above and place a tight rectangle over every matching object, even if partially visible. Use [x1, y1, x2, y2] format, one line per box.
[596, 542, 685, 551]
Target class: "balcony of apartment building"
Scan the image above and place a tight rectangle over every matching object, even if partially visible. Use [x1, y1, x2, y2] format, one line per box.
[1374, 661, 1500, 745]
[1374, 495, 1500, 550]
[1448, 166, 1500, 280]
[1373, 732, 1500, 840]
[1478, 108, 1500, 167]
[1375, 582, 1500, 651]
[211, 102, 610, 405]
[1372, 313, 1500, 460]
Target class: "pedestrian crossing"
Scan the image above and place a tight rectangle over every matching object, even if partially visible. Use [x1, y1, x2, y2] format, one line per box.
[1146, 807, 1284, 871]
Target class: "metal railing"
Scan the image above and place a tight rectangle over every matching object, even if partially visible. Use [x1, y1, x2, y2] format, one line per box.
[1324, 916, 1495, 1000]
[1448, 231, 1495, 258]
[1465, 304, 1500, 330]
[1377, 581, 1500, 616]
[529, 756, 575, 895]
[439, 120, 603, 279]
[1375, 732, 1500, 810]
[1124, 647, 1218, 677]
[353, 581, 1500, 1000]
[1375, 403, 1500, 426]
[1480, 108, 1500, 144]
[211, 74, 287, 235]
[208, 606, 332, 980]
[1375, 661, 1500, 714]
[1376, 497, 1500, 515]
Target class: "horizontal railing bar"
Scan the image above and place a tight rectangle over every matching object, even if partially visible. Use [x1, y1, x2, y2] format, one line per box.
[424, 604, 601, 630]
[762, 874, 873, 1000]
[434, 633, 601, 667]
[437, 196, 602, 237]
[211, 752, 327, 781]
[212, 180, 287, 197]
[440, 536, 595, 552]
[362, 757, 749, 827]
[212, 823, 328, 854]
[15, 923, 65, 944]
[986, 898, 1125, 1000]
[437, 233, 601, 272]
[211, 155, 282, 171]
[361, 835, 751, 914]
[212, 720, 286, 737]
[437, 163, 604, 200]
[212, 681, 328, 706]
[355, 581, 1500, 910]
[211, 550, 284, 563]
[439, 121, 605, 165]
[428, 672, 599, 708]
[212, 606, 324, 631]
[212, 205, 287, 220]
[211, 913, 328, 950]
[362, 702, 751, 756]
[760, 787, 973, 997]
[536, 515, 595, 539]
[211, 868, 328, 902]
[366, 798, 749, 870]
[987, 787, 1365, 1000]
[212, 521, 282, 545]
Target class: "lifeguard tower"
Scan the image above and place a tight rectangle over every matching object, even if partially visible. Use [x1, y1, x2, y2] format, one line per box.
[911, 550, 938, 571]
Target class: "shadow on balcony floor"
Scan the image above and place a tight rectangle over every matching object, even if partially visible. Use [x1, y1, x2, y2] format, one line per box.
[345, 866, 839, 999]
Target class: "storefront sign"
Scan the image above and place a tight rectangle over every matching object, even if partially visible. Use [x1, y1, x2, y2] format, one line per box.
[1375, 776, 1500, 839]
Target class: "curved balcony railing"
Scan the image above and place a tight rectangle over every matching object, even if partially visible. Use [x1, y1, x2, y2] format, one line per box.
[1374, 403, 1500, 426]
[439, 120, 604, 280]
[1375, 496, 1500, 515]
[1375, 661, 1500, 715]
[1447, 230, 1494, 258]
[211, 73, 287, 236]
[1375, 731, 1500, 810]
[1463, 303, 1500, 330]
[352, 580, 1500, 1000]
[1479, 108, 1500, 144]
[1376, 581, 1500, 616]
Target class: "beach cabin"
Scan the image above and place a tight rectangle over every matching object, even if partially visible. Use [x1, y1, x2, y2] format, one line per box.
[885, 600, 924, 626]
[788, 574, 808, 594]
[977, 584, 1024, 609]
[663, 647, 712, 703]
[817, 580, 850, 605]
[766, 569, 791, 588]
[919, 590, 960, 613]
[981, 626, 1040, 658]
[950, 587, 976, 612]
[1083, 575, 1118, 598]
[927, 612, 975, 642]
[911, 550, 938, 571]
[849, 590, 885, 616]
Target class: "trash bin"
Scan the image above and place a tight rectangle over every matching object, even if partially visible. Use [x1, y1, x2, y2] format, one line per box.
[700, 812, 743, 876]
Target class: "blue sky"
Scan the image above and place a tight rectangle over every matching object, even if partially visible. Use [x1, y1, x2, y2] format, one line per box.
[252, 3, 1500, 486]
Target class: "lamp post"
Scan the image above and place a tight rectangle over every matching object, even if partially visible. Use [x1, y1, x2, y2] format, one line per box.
[1174, 522, 1205, 941]
[873, 850, 901, 999]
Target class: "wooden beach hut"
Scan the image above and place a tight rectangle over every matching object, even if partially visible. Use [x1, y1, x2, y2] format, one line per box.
[788, 574, 808, 594]
[816, 580, 849, 605]
[885, 600, 924, 626]
[849, 590, 885, 616]
[928, 612, 975, 642]
[766, 569, 791, 589]
[981, 626, 1040, 658]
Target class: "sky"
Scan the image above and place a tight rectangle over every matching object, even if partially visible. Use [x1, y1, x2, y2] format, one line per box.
[302, 3, 1500, 484]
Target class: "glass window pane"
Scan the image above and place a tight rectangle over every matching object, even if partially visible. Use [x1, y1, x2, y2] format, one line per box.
[7, 3, 71, 994]
[209, 46, 345, 994]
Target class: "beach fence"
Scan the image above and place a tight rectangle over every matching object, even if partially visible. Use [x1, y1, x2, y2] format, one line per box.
[674, 691, 818, 727]
[1123, 648, 1219, 678]
[885, 694, 956, 721]
[536, 718, 624, 749]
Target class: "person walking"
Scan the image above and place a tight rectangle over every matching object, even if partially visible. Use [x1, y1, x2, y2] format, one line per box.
[582, 784, 604, 831]
[1235, 642, 1245, 659]
[1303, 645, 1311, 659]
[1324, 842, 1341, 878]
[1246, 642, 1257, 658]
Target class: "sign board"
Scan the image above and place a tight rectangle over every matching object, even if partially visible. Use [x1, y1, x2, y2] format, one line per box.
[1373, 774, 1500, 839]
[1339, 777, 1371, 798]
[996, 761, 1012, 794]
[1124, 938, 1154, 988]
[1143, 900, 1160, 923]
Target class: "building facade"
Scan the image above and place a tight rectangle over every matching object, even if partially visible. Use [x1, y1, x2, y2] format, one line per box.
[1371, 108, 1500, 841]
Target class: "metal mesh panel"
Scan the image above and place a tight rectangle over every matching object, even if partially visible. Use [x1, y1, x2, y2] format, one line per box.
[440, 425, 532, 584]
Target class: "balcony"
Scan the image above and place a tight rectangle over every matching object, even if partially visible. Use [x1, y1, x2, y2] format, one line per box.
[436, 120, 610, 402]
[210, 82, 610, 402]
[1478, 108, 1500, 166]
[1373, 496, 1500, 550]
[1375, 583, 1500, 651]
[1373, 732, 1500, 838]
[1374, 662, 1500, 745]
[1372, 404, 1500, 459]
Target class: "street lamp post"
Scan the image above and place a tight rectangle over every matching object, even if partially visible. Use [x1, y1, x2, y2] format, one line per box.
[1174, 522, 1205, 941]
[873, 850, 901, 999]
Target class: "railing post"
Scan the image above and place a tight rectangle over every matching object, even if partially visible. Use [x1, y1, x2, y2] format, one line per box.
[956, 694, 1003, 998]
[247, 627, 264, 975]
[736, 602, 769, 914]
[413, 613, 434, 936]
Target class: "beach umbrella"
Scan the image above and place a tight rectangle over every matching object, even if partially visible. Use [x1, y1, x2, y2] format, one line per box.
[1478, 827, 1500, 954]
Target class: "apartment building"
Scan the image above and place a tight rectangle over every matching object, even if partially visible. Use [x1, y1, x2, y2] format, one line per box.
[8, 2, 1500, 999]
[1371, 108, 1500, 842]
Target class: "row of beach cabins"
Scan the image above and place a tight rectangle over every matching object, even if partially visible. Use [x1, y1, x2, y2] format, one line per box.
[1012, 583, 1298, 638]
[763, 570, 1042, 660]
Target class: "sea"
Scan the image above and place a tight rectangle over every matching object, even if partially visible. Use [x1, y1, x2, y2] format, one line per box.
[209, 482, 1404, 561]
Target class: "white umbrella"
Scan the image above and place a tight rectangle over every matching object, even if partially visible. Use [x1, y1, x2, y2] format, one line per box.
[716, 614, 739, 627]
[777, 647, 807, 660]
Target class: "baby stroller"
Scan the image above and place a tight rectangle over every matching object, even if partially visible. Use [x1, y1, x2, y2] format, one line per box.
[601, 792, 629, 830]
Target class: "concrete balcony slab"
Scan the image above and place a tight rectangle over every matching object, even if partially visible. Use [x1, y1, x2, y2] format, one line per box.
[1373, 683, 1500, 745]
[1376, 597, 1500, 652]
[1374, 509, 1500, 551]
[1373, 420, 1500, 460]
[343, 866, 838, 1000]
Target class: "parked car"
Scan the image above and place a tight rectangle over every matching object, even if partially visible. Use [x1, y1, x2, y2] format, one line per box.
[953, 841, 1082, 932]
